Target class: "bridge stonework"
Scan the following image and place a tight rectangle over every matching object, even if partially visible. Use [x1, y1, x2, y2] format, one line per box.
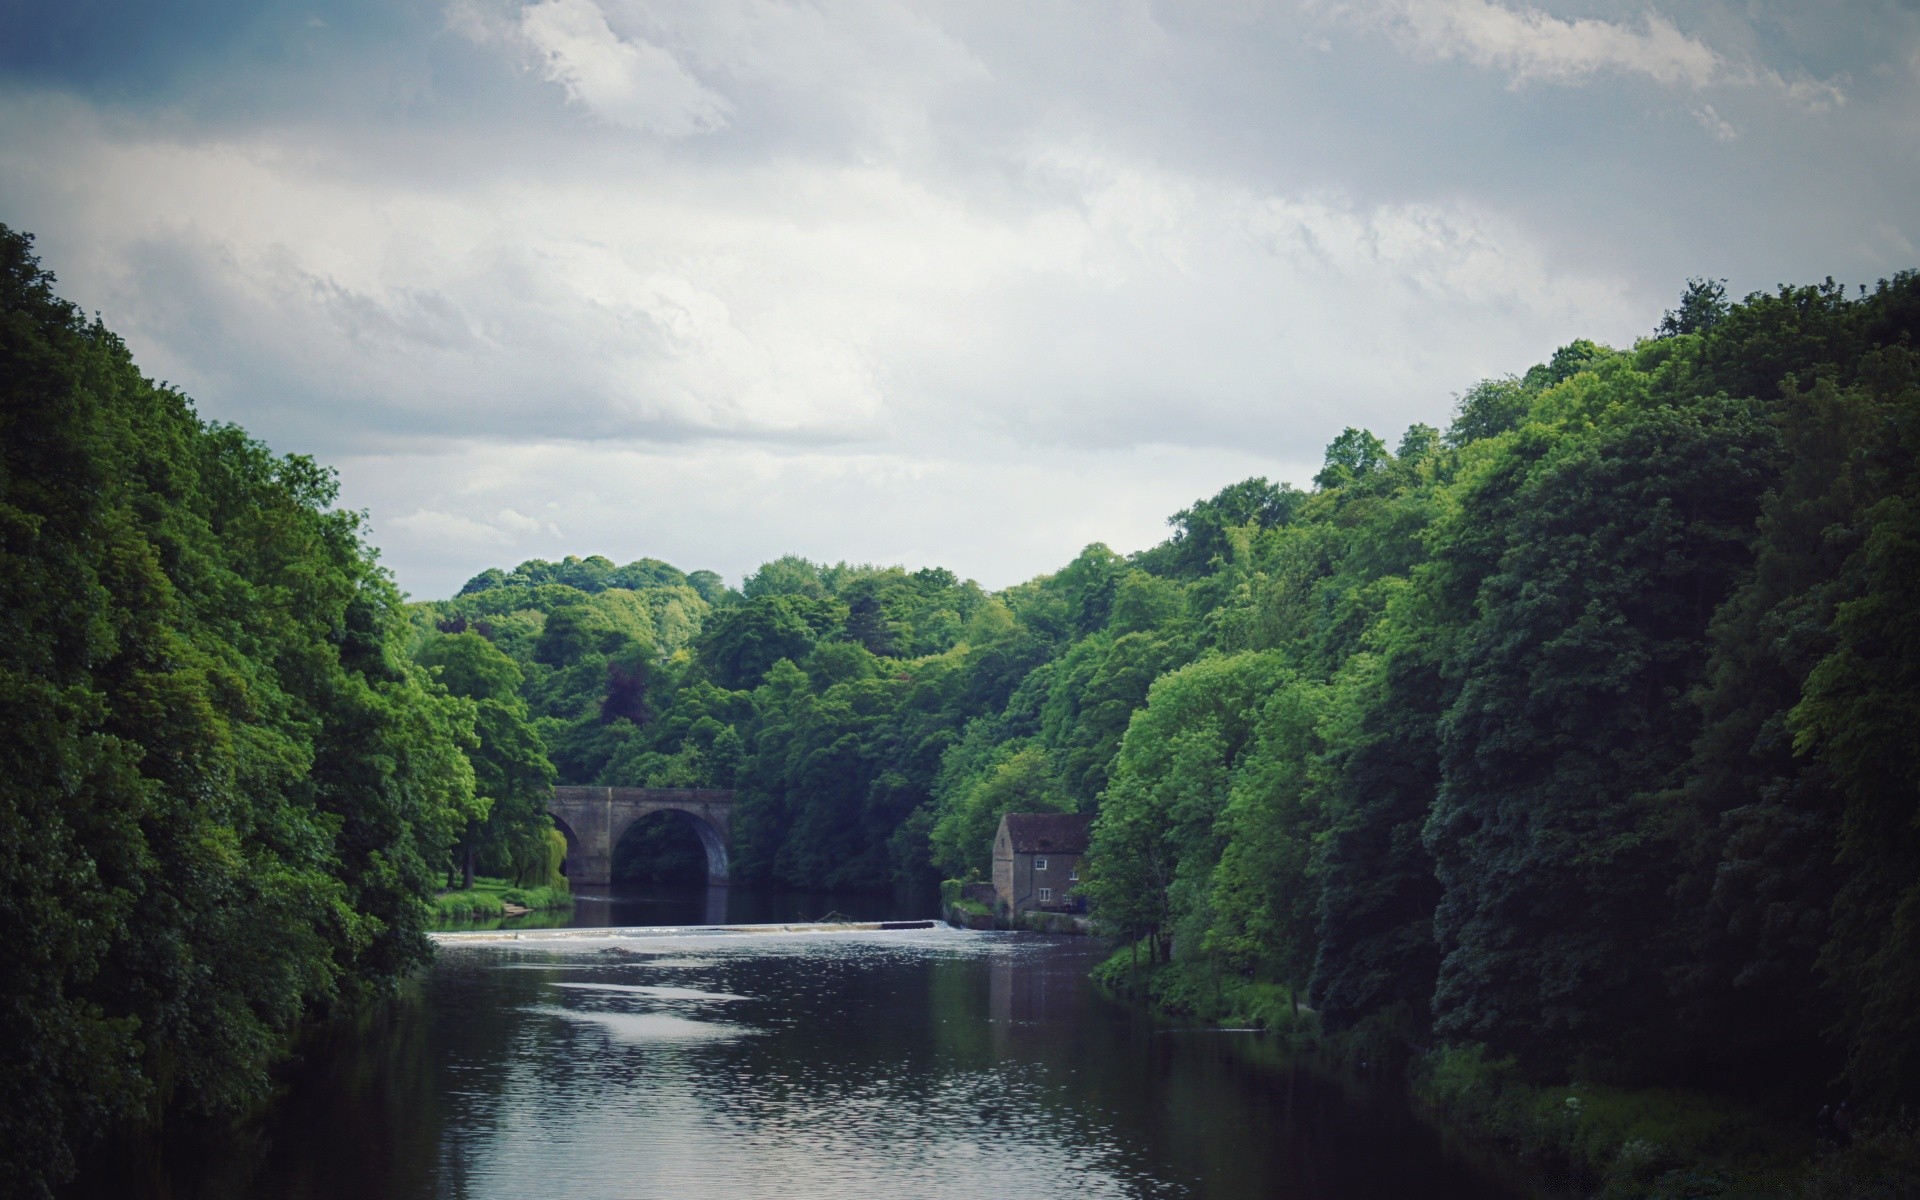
[548, 787, 735, 888]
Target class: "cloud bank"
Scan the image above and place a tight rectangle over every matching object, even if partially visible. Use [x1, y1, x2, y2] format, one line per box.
[0, 0, 1912, 597]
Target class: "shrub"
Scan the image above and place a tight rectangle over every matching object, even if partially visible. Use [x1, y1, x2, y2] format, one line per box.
[1412, 1044, 1794, 1196]
[1093, 945, 1311, 1034]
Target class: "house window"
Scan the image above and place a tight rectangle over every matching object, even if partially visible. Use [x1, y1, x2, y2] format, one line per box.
[1068, 867, 1078, 882]
[1034, 857, 1048, 871]
[1038, 888, 1052, 902]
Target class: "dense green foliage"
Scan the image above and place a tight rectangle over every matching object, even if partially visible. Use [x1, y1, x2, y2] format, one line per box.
[412, 631, 555, 888]
[432, 876, 571, 922]
[0, 227, 482, 1197]
[431, 273, 1920, 1130]
[1077, 276, 1920, 1118]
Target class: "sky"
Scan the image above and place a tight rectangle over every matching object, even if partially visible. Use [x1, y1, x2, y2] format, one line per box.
[2, 1, 1915, 599]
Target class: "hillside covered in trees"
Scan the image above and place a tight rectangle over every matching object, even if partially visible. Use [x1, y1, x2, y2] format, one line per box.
[419, 273, 1920, 1140]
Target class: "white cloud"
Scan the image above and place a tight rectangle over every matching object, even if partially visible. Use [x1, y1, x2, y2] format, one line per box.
[496, 508, 547, 535]
[388, 508, 518, 545]
[1360, 0, 1724, 88]
[469, 0, 733, 135]
[1339, 0, 1846, 110]
[1773, 71, 1847, 112]
[3, 97, 1627, 469]
[1692, 104, 1737, 143]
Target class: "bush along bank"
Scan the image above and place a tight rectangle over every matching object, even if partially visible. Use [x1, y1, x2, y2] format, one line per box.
[433, 877, 572, 923]
[1096, 949, 1920, 1197]
[1093, 943, 1314, 1039]
[1410, 1045, 1920, 1198]
[940, 879, 996, 930]
[940, 879, 1096, 933]
[1014, 910, 1094, 934]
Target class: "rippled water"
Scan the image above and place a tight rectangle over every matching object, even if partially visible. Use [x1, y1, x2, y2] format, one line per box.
[85, 924, 1523, 1199]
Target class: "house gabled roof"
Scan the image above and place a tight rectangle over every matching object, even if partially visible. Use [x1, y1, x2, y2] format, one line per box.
[1000, 811, 1094, 855]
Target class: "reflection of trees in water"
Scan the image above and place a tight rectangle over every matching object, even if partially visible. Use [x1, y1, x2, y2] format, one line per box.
[75, 975, 455, 1199]
[101, 942, 1520, 1199]
[614, 811, 710, 884]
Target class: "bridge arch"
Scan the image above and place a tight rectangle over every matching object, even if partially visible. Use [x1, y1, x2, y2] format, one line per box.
[550, 813, 581, 880]
[609, 808, 729, 886]
[547, 787, 734, 889]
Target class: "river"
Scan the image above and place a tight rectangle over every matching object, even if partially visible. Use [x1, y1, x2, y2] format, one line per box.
[79, 887, 1526, 1199]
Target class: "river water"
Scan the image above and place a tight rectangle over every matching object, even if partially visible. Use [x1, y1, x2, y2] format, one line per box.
[85, 889, 1525, 1199]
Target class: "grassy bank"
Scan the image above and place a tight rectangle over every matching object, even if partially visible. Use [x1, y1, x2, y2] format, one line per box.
[939, 879, 995, 929]
[1093, 951, 1920, 1197]
[434, 876, 572, 923]
[1092, 943, 1312, 1037]
[1413, 1045, 1920, 1198]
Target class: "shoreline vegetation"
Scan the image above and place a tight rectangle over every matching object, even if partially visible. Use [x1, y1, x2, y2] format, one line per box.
[1095, 948, 1920, 1198]
[431, 875, 573, 924]
[9, 211, 1920, 1200]
[938, 878, 1093, 933]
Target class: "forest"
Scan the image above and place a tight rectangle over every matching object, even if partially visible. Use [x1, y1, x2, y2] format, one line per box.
[413, 272, 1920, 1183]
[5, 204, 1919, 1195]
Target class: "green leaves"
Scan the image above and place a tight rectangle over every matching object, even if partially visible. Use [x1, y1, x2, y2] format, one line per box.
[0, 224, 478, 1196]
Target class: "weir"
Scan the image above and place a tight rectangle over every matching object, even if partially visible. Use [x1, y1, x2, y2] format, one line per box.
[548, 786, 734, 888]
[429, 920, 939, 944]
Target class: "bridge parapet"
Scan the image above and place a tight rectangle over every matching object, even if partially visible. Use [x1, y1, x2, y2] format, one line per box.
[549, 786, 735, 889]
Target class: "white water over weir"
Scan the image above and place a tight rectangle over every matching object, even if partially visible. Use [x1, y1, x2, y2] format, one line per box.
[430, 919, 939, 944]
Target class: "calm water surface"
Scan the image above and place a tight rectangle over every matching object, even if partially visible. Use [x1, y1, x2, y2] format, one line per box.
[95, 889, 1525, 1199]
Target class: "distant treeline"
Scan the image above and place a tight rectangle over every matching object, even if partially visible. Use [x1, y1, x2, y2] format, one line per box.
[419, 274, 1920, 1115]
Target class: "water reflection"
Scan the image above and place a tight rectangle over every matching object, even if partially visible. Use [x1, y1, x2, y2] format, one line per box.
[73, 929, 1523, 1200]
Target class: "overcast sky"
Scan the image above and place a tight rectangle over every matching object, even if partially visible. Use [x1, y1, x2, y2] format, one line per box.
[2, 1, 1914, 598]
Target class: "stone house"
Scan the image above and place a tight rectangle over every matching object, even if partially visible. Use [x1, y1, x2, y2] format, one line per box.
[993, 812, 1093, 917]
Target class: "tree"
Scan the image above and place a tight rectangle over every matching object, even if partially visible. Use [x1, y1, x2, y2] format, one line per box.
[1313, 427, 1391, 490]
[1205, 675, 1332, 987]
[416, 632, 557, 888]
[1425, 393, 1776, 1074]
[1311, 648, 1446, 1034]
[1656, 277, 1730, 338]
[696, 594, 841, 690]
[742, 553, 830, 600]
[1166, 477, 1305, 576]
[1446, 377, 1535, 447]
[1786, 355, 1920, 1105]
[1083, 652, 1292, 958]
[928, 745, 1070, 879]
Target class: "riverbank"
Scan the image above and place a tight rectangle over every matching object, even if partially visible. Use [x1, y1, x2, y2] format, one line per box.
[938, 879, 1094, 933]
[432, 876, 571, 924]
[1408, 1045, 1920, 1198]
[1092, 950, 1920, 1198]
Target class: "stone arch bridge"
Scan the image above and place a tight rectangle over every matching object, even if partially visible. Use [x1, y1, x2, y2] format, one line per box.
[549, 787, 734, 888]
